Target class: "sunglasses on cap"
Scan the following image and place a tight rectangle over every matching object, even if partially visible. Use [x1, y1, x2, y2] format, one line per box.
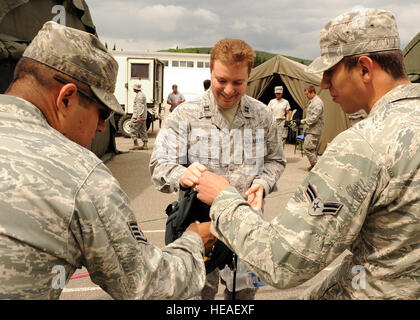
[54, 75, 114, 122]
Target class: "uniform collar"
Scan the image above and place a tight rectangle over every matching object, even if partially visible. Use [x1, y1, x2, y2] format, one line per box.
[0, 94, 48, 126]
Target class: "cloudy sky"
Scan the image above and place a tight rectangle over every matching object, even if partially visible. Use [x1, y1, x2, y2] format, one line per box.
[87, 0, 420, 60]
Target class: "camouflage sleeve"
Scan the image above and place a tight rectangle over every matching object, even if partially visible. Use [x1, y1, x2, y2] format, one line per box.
[132, 94, 145, 119]
[71, 163, 205, 299]
[149, 110, 188, 193]
[302, 99, 323, 127]
[252, 112, 286, 195]
[210, 129, 380, 288]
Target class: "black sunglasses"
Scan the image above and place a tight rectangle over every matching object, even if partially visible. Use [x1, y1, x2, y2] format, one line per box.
[54, 75, 114, 121]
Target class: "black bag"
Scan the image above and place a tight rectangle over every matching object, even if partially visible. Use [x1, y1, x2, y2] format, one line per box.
[165, 188, 233, 274]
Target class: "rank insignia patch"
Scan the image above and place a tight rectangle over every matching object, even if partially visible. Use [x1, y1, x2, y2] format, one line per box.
[305, 183, 343, 216]
[127, 221, 148, 243]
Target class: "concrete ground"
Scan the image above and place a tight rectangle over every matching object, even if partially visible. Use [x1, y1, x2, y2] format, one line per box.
[60, 124, 350, 300]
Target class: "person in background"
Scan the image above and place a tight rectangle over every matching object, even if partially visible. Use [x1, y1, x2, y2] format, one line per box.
[129, 83, 149, 150]
[203, 79, 211, 91]
[300, 85, 324, 170]
[267, 86, 291, 147]
[167, 84, 185, 112]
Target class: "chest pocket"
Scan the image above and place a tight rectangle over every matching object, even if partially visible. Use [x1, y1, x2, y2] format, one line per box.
[187, 127, 266, 175]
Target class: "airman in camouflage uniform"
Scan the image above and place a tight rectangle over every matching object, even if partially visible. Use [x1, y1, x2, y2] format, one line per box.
[0, 21, 213, 300]
[130, 83, 148, 150]
[301, 85, 324, 169]
[150, 39, 286, 300]
[196, 9, 420, 299]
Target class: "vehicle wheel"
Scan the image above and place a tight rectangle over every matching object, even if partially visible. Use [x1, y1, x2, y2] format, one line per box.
[118, 114, 132, 138]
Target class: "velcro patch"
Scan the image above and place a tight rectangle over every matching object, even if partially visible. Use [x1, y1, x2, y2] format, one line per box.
[127, 221, 148, 243]
[305, 183, 343, 216]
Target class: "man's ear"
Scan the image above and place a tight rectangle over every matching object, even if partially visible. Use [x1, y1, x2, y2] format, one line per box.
[357, 56, 374, 83]
[56, 83, 78, 117]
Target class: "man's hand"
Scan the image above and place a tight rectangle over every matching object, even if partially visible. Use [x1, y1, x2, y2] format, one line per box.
[186, 221, 216, 253]
[136, 118, 141, 123]
[180, 162, 207, 188]
[245, 183, 264, 211]
[196, 171, 230, 205]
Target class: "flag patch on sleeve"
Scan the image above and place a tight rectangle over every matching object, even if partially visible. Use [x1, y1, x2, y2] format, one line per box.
[305, 183, 343, 216]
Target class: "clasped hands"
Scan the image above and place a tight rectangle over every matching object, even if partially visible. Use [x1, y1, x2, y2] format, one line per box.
[180, 162, 264, 210]
[182, 163, 263, 252]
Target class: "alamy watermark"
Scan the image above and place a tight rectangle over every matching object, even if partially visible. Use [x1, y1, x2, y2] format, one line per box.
[51, 5, 66, 28]
[51, 265, 66, 290]
[351, 265, 366, 290]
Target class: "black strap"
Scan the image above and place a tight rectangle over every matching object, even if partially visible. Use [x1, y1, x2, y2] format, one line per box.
[231, 254, 238, 300]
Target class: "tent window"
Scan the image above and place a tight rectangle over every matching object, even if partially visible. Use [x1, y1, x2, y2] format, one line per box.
[131, 64, 149, 79]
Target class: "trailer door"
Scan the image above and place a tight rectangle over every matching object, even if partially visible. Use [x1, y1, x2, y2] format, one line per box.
[126, 58, 154, 114]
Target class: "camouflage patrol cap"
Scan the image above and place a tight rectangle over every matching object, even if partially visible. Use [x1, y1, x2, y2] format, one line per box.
[22, 21, 125, 115]
[305, 8, 400, 74]
[274, 86, 283, 93]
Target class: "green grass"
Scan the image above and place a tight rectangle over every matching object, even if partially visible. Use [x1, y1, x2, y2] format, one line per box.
[159, 47, 312, 66]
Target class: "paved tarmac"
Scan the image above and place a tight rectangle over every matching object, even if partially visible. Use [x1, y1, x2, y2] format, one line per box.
[60, 125, 350, 300]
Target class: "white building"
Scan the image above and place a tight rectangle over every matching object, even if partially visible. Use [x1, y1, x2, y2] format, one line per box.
[114, 50, 211, 103]
[157, 51, 211, 102]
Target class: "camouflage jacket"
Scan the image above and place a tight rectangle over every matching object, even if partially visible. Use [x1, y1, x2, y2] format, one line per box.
[149, 89, 286, 198]
[0, 95, 205, 300]
[301, 95, 324, 135]
[132, 90, 147, 120]
[209, 84, 420, 299]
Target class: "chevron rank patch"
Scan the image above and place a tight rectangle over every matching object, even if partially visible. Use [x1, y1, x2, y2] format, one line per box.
[127, 221, 148, 243]
[305, 183, 343, 216]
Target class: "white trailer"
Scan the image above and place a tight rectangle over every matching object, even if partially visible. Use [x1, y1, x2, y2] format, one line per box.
[111, 52, 164, 137]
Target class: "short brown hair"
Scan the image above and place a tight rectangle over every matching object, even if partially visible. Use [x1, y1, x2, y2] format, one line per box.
[342, 50, 407, 80]
[210, 38, 255, 74]
[11, 57, 93, 107]
[305, 85, 316, 94]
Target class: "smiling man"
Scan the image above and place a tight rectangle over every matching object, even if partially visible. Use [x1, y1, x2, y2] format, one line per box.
[150, 38, 286, 300]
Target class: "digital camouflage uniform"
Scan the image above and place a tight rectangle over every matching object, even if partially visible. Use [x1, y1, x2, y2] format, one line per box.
[208, 8, 420, 299]
[301, 95, 324, 168]
[209, 83, 420, 299]
[0, 21, 206, 300]
[150, 89, 286, 299]
[130, 90, 148, 145]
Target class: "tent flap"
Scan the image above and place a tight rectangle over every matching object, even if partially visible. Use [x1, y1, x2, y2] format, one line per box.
[247, 55, 349, 154]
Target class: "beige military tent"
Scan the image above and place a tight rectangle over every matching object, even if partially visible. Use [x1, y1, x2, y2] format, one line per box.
[246, 55, 349, 154]
[0, 0, 117, 160]
[403, 32, 420, 83]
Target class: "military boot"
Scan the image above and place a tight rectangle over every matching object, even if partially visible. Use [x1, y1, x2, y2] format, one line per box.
[129, 140, 141, 150]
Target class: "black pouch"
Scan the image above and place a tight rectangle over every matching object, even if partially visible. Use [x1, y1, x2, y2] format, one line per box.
[165, 188, 233, 274]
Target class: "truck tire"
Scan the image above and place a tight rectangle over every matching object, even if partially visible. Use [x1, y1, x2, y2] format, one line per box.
[118, 114, 132, 138]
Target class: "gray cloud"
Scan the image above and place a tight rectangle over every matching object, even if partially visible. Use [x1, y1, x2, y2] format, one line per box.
[88, 0, 420, 59]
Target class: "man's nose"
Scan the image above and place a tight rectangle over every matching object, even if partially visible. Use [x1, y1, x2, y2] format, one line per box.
[224, 83, 235, 95]
[321, 74, 330, 89]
